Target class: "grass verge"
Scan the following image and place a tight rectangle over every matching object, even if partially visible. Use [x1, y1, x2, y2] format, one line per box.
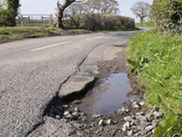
[0, 27, 51, 42]
[127, 30, 182, 137]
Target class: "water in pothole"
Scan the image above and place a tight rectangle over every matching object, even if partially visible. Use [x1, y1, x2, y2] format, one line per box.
[78, 73, 140, 117]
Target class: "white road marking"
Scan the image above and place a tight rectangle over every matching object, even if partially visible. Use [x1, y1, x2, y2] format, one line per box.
[31, 41, 72, 52]
[85, 36, 104, 41]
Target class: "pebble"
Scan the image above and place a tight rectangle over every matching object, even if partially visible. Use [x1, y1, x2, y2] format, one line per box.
[73, 107, 80, 112]
[122, 122, 130, 132]
[124, 116, 132, 122]
[98, 119, 105, 126]
[153, 111, 163, 118]
[105, 119, 113, 125]
[92, 114, 102, 119]
[139, 101, 145, 106]
[118, 107, 126, 114]
[132, 102, 139, 109]
[63, 111, 70, 116]
[55, 115, 60, 119]
[127, 130, 133, 136]
[72, 100, 81, 105]
[145, 125, 154, 132]
[63, 104, 68, 108]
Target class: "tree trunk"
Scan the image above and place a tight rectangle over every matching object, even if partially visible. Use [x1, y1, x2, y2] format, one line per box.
[56, 8, 64, 28]
[140, 17, 144, 25]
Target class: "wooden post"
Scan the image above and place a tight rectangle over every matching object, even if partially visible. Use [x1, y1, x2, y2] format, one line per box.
[50, 14, 53, 26]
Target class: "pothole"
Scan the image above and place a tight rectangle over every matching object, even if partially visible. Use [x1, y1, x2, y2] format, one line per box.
[74, 73, 140, 117]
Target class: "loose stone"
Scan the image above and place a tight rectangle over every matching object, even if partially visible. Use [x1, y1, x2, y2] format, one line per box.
[105, 119, 113, 125]
[122, 122, 130, 132]
[127, 130, 133, 136]
[72, 100, 81, 105]
[98, 119, 105, 126]
[92, 114, 102, 119]
[118, 107, 126, 114]
[153, 111, 163, 118]
[73, 107, 80, 112]
[63, 104, 68, 108]
[124, 116, 132, 122]
[139, 101, 145, 106]
[63, 111, 70, 116]
[145, 125, 154, 132]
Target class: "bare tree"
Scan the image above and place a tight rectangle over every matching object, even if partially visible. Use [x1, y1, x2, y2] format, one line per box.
[131, 1, 150, 24]
[56, 0, 86, 28]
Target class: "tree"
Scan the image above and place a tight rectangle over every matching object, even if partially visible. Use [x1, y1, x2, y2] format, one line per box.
[131, 1, 150, 24]
[56, 0, 87, 28]
[0, 0, 20, 26]
[64, 0, 119, 16]
[92, 0, 119, 14]
[7, 0, 20, 26]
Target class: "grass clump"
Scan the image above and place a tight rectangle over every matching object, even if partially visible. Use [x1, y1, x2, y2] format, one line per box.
[127, 30, 182, 137]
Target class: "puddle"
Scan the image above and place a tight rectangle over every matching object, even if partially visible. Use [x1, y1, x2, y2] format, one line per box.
[78, 73, 140, 117]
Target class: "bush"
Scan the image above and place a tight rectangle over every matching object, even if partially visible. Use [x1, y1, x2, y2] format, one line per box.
[0, 7, 13, 26]
[63, 13, 135, 31]
[151, 0, 182, 34]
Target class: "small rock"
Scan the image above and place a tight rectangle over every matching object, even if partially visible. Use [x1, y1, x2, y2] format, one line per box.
[145, 113, 153, 122]
[139, 101, 145, 106]
[130, 99, 135, 103]
[145, 125, 154, 132]
[65, 114, 72, 119]
[72, 112, 79, 117]
[122, 122, 130, 132]
[118, 107, 126, 114]
[72, 100, 81, 105]
[132, 102, 139, 109]
[136, 115, 147, 123]
[152, 106, 159, 112]
[135, 112, 144, 117]
[80, 112, 87, 116]
[63, 104, 68, 108]
[127, 130, 133, 136]
[152, 120, 160, 127]
[92, 114, 101, 119]
[153, 111, 163, 118]
[73, 107, 80, 112]
[130, 119, 137, 126]
[55, 115, 60, 119]
[98, 119, 105, 126]
[124, 116, 132, 122]
[63, 111, 70, 116]
[105, 119, 113, 125]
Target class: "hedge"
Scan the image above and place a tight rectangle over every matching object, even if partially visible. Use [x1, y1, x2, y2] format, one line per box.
[151, 0, 182, 34]
[63, 13, 135, 31]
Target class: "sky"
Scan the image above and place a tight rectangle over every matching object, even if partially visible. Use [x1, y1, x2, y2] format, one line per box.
[19, 0, 153, 22]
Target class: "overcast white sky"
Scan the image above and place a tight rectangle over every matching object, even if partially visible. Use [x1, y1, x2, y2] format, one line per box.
[20, 0, 153, 22]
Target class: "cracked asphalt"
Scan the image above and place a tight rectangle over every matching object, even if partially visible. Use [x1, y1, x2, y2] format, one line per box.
[0, 30, 145, 136]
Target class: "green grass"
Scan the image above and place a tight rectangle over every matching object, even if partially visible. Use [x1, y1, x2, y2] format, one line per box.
[127, 30, 182, 137]
[136, 21, 156, 28]
[0, 26, 50, 41]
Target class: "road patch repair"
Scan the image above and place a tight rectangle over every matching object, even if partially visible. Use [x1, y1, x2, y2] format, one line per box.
[27, 41, 162, 137]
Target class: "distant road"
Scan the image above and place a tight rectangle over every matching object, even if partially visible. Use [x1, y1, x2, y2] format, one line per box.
[0, 30, 144, 136]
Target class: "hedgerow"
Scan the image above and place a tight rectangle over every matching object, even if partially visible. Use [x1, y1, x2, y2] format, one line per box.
[63, 13, 135, 31]
[151, 0, 182, 34]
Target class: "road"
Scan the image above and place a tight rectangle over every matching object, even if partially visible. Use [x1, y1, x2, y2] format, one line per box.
[0, 30, 144, 136]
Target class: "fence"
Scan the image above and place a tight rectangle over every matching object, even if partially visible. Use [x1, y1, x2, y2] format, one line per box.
[16, 14, 53, 26]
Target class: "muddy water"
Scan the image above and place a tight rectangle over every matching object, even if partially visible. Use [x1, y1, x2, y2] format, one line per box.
[78, 73, 140, 116]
